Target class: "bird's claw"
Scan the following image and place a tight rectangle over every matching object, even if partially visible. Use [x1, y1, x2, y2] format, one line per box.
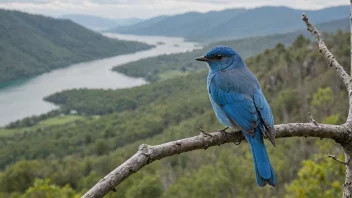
[233, 133, 243, 145]
[217, 127, 229, 144]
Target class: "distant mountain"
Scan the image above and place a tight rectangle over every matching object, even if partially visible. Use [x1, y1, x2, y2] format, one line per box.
[110, 5, 349, 42]
[114, 18, 143, 27]
[61, 14, 143, 31]
[314, 17, 349, 33]
[108, 15, 169, 32]
[0, 9, 152, 84]
[113, 17, 349, 82]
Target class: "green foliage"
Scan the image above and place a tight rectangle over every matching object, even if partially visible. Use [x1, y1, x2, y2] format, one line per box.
[0, 9, 152, 84]
[323, 114, 344, 125]
[311, 87, 335, 119]
[21, 179, 78, 198]
[94, 140, 110, 155]
[292, 34, 310, 48]
[0, 161, 43, 192]
[285, 153, 344, 198]
[0, 178, 78, 198]
[272, 89, 299, 122]
[125, 175, 163, 198]
[312, 87, 334, 108]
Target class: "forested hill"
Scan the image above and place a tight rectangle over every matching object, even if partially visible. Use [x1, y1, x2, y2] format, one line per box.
[0, 32, 348, 197]
[0, 9, 152, 84]
[110, 5, 349, 42]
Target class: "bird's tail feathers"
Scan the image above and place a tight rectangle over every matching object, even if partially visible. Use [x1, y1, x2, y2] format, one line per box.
[244, 128, 276, 187]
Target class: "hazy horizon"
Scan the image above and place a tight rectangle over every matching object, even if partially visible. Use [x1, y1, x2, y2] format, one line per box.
[0, 0, 348, 19]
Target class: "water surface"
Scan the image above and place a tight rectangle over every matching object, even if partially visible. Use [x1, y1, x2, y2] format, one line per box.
[0, 33, 201, 126]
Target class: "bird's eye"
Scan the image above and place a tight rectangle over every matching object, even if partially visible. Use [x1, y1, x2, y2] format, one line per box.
[214, 54, 223, 60]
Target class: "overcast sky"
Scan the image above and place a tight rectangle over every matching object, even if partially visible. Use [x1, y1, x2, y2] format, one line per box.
[0, 0, 348, 19]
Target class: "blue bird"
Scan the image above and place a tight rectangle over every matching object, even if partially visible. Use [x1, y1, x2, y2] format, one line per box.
[195, 46, 276, 187]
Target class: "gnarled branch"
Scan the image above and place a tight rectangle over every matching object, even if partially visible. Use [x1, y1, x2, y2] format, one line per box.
[82, 14, 352, 198]
[82, 123, 351, 198]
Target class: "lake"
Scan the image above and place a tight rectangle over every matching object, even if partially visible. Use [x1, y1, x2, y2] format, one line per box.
[0, 33, 201, 126]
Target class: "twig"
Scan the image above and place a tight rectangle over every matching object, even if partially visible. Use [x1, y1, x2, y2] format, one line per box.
[309, 112, 318, 126]
[197, 126, 214, 137]
[328, 154, 349, 165]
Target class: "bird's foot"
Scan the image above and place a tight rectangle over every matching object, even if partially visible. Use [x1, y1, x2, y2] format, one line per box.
[197, 126, 213, 137]
[233, 132, 243, 145]
[217, 127, 229, 144]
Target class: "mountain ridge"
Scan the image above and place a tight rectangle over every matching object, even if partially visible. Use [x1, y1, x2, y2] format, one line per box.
[110, 5, 349, 42]
[60, 14, 143, 31]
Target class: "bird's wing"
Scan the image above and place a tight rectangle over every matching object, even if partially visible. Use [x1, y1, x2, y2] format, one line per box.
[253, 88, 276, 146]
[209, 81, 257, 136]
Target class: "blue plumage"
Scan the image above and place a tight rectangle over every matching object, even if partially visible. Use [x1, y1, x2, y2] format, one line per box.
[196, 46, 276, 187]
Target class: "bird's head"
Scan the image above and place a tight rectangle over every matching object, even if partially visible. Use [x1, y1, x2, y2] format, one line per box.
[195, 46, 244, 72]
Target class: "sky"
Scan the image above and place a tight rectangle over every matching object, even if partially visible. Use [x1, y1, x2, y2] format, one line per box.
[0, 0, 349, 19]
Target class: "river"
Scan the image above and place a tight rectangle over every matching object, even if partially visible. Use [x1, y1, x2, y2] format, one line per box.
[0, 33, 201, 126]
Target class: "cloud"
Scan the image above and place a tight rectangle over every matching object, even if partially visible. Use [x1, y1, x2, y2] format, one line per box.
[0, 0, 348, 19]
[0, 0, 50, 3]
[0, 0, 157, 4]
[0, 0, 346, 6]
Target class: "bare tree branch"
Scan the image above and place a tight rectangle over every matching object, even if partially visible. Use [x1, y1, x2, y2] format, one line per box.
[82, 14, 352, 198]
[328, 154, 349, 165]
[302, 14, 352, 122]
[82, 123, 351, 198]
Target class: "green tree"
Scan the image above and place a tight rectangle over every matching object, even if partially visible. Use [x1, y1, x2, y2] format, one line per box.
[311, 87, 335, 120]
[0, 161, 43, 192]
[21, 178, 78, 198]
[95, 140, 110, 155]
[285, 154, 344, 198]
[125, 175, 163, 198]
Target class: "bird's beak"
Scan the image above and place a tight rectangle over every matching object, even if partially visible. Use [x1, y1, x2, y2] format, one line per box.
[195, 56, 210, 62]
